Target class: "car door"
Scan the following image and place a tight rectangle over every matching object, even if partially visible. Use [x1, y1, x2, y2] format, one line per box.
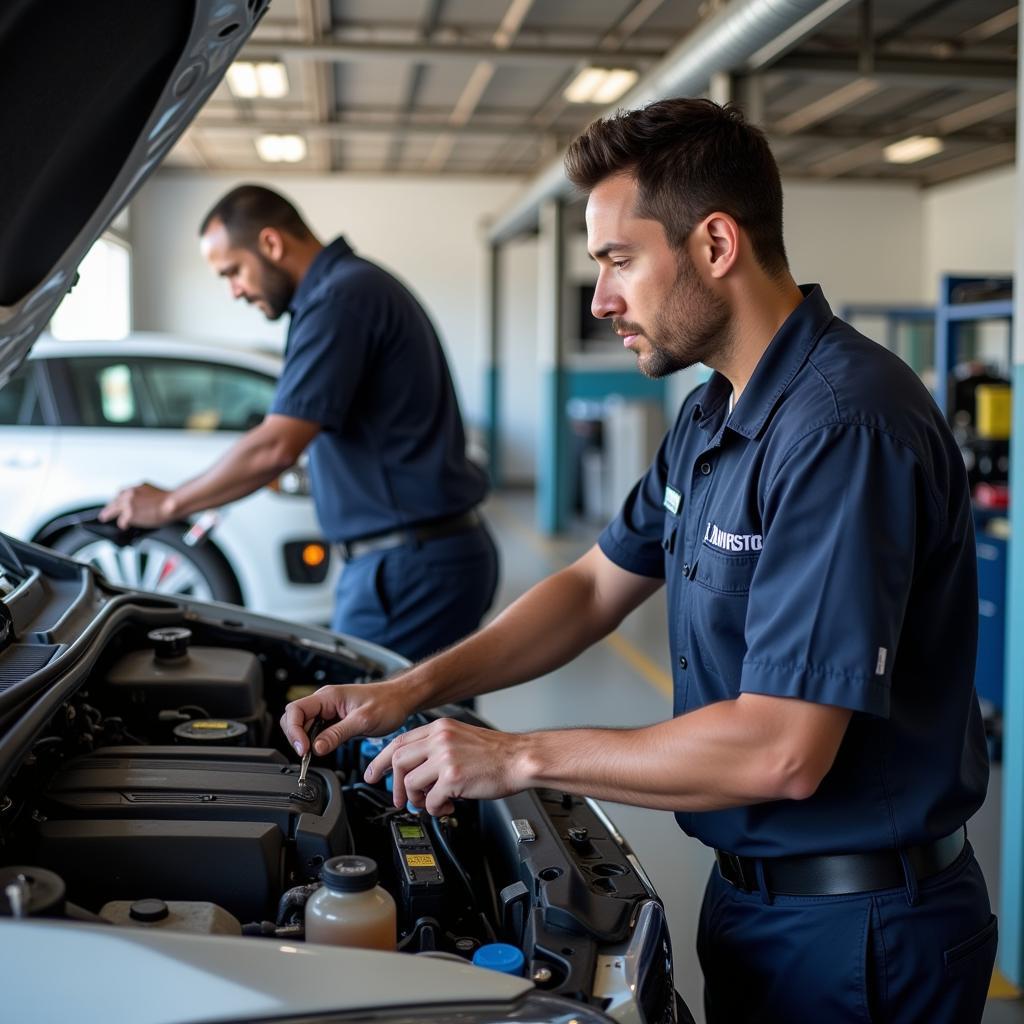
[0, 361, 59, 538]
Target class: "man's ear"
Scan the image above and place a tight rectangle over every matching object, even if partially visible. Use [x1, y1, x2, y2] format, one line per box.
[695, 212, 740, 279]
[257, 227, 286, 263]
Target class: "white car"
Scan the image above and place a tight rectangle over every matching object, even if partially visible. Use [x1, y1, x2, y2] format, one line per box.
[0, 335, 339, 625]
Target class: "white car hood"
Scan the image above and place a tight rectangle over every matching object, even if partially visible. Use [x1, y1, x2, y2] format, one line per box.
[3, 919, 533, 1024]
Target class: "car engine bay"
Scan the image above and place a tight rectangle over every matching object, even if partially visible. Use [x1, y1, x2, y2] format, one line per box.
[0, 564, 676, 1020]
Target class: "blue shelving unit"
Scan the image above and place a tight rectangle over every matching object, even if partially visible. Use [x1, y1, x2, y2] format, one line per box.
[934, 274, 1013, 415]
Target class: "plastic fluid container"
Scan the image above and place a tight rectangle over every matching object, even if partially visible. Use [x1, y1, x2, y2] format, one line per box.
[472, 942, 526, 975]
[305, 855, 396, 950]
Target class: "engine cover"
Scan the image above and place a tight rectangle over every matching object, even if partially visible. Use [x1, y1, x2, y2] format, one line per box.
[34, 747, 348, 921]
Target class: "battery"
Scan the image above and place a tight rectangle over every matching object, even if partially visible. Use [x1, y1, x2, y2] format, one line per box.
[389, 814, 445, 924]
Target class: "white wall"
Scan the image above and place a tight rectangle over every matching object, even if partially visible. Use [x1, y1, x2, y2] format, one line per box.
[921, 166, 1016, 300]
[782, 178, 924, 309]
[130, 171, 525, 436]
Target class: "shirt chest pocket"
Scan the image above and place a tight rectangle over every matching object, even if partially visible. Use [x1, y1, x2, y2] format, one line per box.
[693, 547, 759, 594]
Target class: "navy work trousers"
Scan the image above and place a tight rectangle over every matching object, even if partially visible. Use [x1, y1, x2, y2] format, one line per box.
[698, 842, 996, 1023]
[330, 522, 499, 663]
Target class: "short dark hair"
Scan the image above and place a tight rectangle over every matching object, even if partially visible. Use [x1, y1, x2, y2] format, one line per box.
[565, 98, 788, 277]
[199, 184, 313, 247]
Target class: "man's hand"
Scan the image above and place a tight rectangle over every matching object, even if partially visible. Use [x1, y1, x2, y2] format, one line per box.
[281, 681, 417, 757]
[100, 484, 174, 530]
[365, 718, 531, 817]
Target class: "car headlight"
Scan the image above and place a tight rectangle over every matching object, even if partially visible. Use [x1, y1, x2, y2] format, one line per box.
[268, 991, 619, 1023]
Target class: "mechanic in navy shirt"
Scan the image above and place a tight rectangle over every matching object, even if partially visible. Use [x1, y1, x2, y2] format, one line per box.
[102, 185, 498, 660]
[283, 102, 994, 1022]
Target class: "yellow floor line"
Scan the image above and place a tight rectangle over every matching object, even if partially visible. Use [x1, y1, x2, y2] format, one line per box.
[605, 631, 674, 700]
[989, 967, 1022, 1000]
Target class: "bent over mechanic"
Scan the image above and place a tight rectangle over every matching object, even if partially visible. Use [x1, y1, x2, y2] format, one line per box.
[103, 185, 498, 659]
[282, 101, 994, 1023]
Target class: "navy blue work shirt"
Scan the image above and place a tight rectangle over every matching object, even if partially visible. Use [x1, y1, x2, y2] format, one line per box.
[270, 238, 488, 542]
[599, 285, 989, 858]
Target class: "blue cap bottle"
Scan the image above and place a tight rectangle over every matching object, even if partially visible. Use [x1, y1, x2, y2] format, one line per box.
[472, 943, 525, 976]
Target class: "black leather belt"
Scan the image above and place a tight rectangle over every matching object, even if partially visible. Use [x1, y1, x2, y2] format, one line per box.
[337, 509, 480, 562]
[715, 826, 967, 897]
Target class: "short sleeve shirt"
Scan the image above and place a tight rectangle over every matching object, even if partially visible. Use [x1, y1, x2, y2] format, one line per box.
[270, 238, 488, 542]
[599, 285, 988, 857]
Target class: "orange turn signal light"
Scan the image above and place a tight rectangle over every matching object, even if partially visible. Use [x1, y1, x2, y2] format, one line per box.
[302, 543, 327, 568]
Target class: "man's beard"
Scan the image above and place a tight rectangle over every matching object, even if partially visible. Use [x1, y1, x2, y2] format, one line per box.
[614, 252, 732, 379]
[254, 253, 295, 321]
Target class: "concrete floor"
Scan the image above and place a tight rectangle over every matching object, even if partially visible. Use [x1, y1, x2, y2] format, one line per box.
[477, 490, 1023, 1024]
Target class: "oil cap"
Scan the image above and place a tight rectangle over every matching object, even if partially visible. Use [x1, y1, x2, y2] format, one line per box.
[149, 627, 192, 661]
[472, 943, 525, 976]
[321, 855, 378, 892]
[173, 719, 247, 744]
[129, 898, 169, 923]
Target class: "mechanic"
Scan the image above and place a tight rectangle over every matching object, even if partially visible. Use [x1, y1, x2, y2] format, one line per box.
[281, 100, 994, 1023]
[102, 185, 498, 661]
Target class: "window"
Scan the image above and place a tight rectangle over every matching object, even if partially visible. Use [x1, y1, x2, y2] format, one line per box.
[63, 356, 275, 430]
[50, 236, 131, 341]
[138, 359, 275, 431]
[0, 364, 42, 426]
[65, 358, 146, 427]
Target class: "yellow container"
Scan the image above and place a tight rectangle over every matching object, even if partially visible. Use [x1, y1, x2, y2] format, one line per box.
[976, 384, 1012, 440]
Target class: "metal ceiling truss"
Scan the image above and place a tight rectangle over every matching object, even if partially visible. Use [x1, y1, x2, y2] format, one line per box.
[179, 0, 1017, 189]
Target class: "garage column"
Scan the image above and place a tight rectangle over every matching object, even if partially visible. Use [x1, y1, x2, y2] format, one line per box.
[1000, 0, 1024, 986]
[483, 242, 502, 487]
[537, 198, 568, 534]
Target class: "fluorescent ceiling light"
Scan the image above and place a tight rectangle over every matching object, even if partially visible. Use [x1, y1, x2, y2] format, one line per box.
[592, 68, 639, 104]
[256, 62, 289, 99]
[255, 134, 307, 163]
[226, 62, 259, 99]
[883, 135, 944, 164]
[563, 67, 637, 104]
[227, 61, 289, 99]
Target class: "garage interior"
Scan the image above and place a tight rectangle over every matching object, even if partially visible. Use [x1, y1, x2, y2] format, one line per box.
[4, 0, 1024, 1021]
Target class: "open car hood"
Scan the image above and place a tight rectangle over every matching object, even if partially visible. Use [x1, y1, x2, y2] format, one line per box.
[0, 0, 266, 384]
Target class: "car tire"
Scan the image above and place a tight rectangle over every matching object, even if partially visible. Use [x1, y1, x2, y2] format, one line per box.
[51, 526, 242, 604]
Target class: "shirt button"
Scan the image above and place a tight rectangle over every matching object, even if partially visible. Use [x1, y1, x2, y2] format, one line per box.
[700, 462, 712, 476]
[678, 655, 688, 670]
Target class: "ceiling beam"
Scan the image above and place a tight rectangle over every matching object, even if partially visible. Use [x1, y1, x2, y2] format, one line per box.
[767, 124, 1015, 147]
[384, 0, 443, 171]
[962, 6, 1018, 44]
[772, 77, 881, 134]
[240, 38, 664, 66]
[768, 53, 1016, 90]
[923, 142, 1016, 185]
[424, 0, 536, 173]
[194, 117, 559, 141]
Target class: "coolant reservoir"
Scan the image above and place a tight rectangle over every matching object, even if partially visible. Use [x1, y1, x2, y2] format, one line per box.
[305, 855, 396, 951]
[100, 898, 241, 935]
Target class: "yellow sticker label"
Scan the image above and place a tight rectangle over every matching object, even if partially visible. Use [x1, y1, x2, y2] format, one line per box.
[193, 721, 230, 729]
[405, 854, 437, 868]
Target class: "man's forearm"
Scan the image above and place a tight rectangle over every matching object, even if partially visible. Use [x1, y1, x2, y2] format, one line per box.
[515, 695, 851, 812]
[163, 424, 299, 518]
